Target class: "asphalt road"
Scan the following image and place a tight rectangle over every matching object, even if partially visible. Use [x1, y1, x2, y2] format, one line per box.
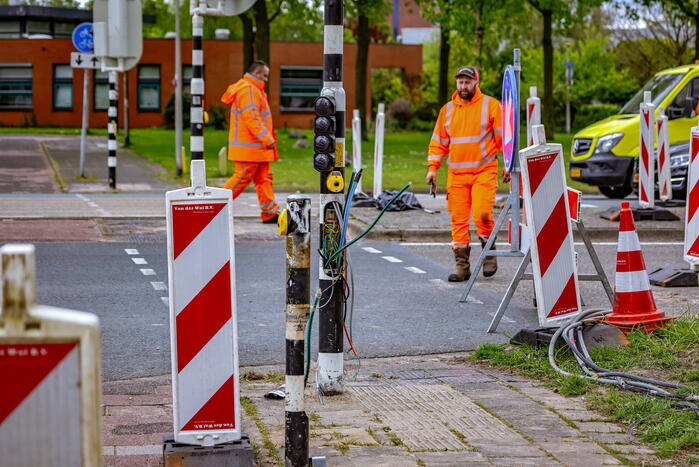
[32, 237, 695, 382]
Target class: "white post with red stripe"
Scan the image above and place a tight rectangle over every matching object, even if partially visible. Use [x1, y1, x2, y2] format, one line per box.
[0, 244, 102, 466]
[520, 143, 581, 326]
[166, 159, 241, 446]
[639, 91, 656, 209]
[526, 87, 541, 146]
[373, 103, 385, 199]
[657, 107, 672, 202]
[685, 126, 699, 265]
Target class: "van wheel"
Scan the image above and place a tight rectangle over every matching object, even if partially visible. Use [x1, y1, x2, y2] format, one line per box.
[599, 184, 632, 199]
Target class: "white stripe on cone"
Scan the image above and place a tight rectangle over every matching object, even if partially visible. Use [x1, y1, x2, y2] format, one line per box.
[617, 230, 642, 253]
[615, 271, 652, 293]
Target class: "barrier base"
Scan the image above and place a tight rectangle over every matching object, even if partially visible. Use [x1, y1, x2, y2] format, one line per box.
[163, 434, 254, 467]
[510, 324, 628, 348]
[600, 204, 680, 222]
[648, 267, 699, 287]
[510, 327, 560, 348]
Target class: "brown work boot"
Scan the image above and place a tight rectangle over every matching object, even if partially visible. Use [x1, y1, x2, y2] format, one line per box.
[448, 246, 471, 282]
[480, 236, 497, 277]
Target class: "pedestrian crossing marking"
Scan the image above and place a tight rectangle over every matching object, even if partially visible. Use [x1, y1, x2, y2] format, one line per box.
[132, 258, 148, 265]
[382, 256, 402, 263]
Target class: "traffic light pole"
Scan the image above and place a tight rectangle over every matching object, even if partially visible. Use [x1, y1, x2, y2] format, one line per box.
[317, 0, 346, 395]
[190, 13, 204, 162]
[107, 70, 118, 189]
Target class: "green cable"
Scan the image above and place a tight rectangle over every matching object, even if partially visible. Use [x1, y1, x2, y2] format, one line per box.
[324, 182, 412, 268]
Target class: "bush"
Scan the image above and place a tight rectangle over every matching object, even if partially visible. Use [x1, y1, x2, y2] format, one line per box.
[574, 104, 620, 130]
[162, 92, 191, 129]
[387, 99, 414, 130]
[207, 104, 229, 130]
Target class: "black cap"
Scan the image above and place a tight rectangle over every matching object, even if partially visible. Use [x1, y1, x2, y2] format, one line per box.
[455, 66, 479, 81]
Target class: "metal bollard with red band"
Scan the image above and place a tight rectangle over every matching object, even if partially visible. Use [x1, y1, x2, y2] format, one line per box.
[639, 91, 655, 209]
[165, 160, 241, 446]
[0, 244, 102, 466]
[520, 143, 581, 326]
[657, 107, 672, 202]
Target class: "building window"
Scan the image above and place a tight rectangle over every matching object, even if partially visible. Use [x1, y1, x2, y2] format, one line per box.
[93, 70, 109, 111]
[137, 65, 160, 111]
[0, 63, 32, 109]
[54, 23, 74, 39]
[26, 20, 51, 37]
[53, 64, 73, 110]
[280, 66, 322, 112]
[0, 21, 21, 39]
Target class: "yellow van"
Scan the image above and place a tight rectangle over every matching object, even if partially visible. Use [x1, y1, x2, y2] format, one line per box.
[570, 64, 698, 198]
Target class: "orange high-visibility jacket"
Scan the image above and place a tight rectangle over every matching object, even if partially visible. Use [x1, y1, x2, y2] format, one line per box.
[221, 73, 279, 162]
[428, 88, 502, 174]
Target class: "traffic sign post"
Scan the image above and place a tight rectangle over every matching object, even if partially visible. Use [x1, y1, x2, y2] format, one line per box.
[71, 21, 99, 178]
[0, 244, 102, 466]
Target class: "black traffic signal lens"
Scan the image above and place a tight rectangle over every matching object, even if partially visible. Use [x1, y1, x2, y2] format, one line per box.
[314, 116, 334, 134]
[314, 96, 335, 117]
[314, 153, 335, 172]
[314, 135, 334, 153]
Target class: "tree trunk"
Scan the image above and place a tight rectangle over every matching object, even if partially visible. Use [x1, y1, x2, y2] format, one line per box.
[253, 0, 270, 66]
[240, 12, 254, 71]
[356, 7, 370, 140]
[438, 23, 450, 105]
[474, 3, 484, 68]
[542, 8, 555, 138]
[695, 11, 699, 61]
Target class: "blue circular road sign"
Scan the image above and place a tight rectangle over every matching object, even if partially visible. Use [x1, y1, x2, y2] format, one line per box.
[501, 65, 518, 173]
[72, 23, 94, 53]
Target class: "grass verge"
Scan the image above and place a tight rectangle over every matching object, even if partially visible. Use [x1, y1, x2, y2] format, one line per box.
[473, 313, 699, 464]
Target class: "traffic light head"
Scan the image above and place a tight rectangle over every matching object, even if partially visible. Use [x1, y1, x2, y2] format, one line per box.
[313, 96, 336, 172]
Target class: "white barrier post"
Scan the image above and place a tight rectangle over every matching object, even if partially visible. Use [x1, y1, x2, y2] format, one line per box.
[520, 143, 582, 326]
[373, 103, 385, 199]
[352, 108, 362, 193]
[657, 106, 672, 202]
[0, 244, 102, 466]
[165, 159, 241, 446]
[639, 91, 656, 208]
[685, 127, 699, 266]
[526, 86, 541, 146]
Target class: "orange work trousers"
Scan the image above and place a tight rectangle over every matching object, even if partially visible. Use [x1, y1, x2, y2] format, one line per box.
[223, 161, 279, 221]
[446, 165, 498, 249]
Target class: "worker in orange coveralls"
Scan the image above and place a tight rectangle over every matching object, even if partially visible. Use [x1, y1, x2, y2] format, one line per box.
[221, 60, 279, 224]
[426, 66, 505, 282]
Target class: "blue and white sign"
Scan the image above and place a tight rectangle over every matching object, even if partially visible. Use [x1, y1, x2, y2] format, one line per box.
[72, 23, 94, 54]
[501, 65, 518, 173]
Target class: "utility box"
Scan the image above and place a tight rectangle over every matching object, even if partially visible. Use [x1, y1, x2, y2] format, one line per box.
[0, 244, 103, 466]
[93, 0, 143, 71]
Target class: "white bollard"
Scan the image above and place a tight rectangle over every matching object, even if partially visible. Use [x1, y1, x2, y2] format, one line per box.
[166, 159, 241, 446]
[685, 127, 699, 266]
[0, 244, 103, 466]
[352, 109, 362, 193]
[373, 103, 385, 199]
[657, 107, 672, 202]
[526, 86, 541, 146]
[639, 91, 656, 208]
[520, 143, 581, 326]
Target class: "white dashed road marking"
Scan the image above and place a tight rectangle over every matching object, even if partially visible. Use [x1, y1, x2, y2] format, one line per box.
[140, 268, 156, 276]
[382, 256, 403, 263]
[404, 266, 426, 274]
[132, 258, 148, 265]
[161, 297, 169, 306]
[362, 247, 382, 254]
[75, 193, 110, 217]
[151, 281, 167, 291]
[125, 249, 139, 255]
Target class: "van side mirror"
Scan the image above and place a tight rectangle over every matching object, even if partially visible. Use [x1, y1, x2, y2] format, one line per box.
[666, 104, 685, 120]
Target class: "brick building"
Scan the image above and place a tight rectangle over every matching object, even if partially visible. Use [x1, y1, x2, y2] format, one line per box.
[0, 37, 422, 129]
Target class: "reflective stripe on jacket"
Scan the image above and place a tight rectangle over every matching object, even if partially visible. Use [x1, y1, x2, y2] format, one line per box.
[221, 73, 279, 162]
[428, 88, 502, 174]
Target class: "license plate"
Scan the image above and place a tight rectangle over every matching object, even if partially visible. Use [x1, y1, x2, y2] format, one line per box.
[570, 169, 581, 178]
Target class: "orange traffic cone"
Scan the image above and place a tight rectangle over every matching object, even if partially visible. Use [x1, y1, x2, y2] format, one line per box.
[605, 201, 674, 333]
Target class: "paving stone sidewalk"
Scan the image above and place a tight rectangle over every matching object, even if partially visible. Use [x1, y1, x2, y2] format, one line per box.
[101, 352, 665, 466]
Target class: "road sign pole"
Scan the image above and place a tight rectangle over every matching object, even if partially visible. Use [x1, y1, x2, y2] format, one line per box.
[107, 71, 118, 189]
[175, 0, 183, 176]
[80, 69, 89, 177]
[123, 72, 130, 147]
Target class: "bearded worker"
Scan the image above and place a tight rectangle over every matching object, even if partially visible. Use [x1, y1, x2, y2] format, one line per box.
[426, 66, 505, 282]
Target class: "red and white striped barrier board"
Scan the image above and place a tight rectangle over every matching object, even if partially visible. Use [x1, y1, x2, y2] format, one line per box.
[657, 108, 671, 202]
[685, 127, 699, 264]
[639, 91, 655, 208]
[166, 160, 240, 446]
[526, 87, 541, 146]
[520, 144, 581, 326]
[567, 187, 581, 223]
[0, 244, 102, 466]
